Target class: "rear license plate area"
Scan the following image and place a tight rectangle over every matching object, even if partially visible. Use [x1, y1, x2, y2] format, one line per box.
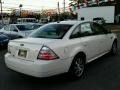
[18, 49, 27, 58]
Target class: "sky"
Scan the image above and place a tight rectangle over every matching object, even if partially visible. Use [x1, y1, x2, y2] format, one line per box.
[2, 0, 70, 11]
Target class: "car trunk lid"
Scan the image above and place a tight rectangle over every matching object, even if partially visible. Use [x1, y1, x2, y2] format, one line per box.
[8, 38, 58, 61]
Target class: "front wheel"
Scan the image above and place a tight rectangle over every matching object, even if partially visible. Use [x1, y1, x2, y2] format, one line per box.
[69, 54, 85, 78]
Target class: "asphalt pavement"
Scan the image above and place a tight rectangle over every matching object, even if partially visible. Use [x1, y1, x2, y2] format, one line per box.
[0, 34, 120, 90]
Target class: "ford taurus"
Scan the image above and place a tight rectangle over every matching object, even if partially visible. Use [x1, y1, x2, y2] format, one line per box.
[5, 21, 117, 78]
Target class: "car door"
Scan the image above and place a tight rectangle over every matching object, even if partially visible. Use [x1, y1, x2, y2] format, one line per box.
[16, 24, 30, 37]
[9, 25, 20, 39]
[69, 22, 101, 62]
[91, 22, 111, 54]
[0, 25, 11, 38]
[0, 25, 10, 34]
[80, 22, 103, 61]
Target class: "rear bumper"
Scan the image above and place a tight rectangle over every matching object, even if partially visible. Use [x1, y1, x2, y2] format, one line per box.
[5, 53, 72, 77]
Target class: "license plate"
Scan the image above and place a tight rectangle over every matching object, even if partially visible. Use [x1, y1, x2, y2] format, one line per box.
[18, 49, 27, 58]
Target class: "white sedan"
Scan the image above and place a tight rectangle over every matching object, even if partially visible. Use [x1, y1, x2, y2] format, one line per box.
[5, 21, 117, 78]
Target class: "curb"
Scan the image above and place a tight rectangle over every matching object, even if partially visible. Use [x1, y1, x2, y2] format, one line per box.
[111, 30, 120, 33]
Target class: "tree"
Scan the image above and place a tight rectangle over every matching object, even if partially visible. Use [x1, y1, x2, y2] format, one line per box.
[69, 0, 84, 9]
[115, 0, 120, 15]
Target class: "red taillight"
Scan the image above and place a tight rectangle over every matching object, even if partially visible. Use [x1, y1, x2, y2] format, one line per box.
[37, 46, 59, 60]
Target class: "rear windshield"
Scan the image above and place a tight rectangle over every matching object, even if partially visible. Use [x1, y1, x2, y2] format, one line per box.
[30, 24, 73, 39]
[16, 24, 39, 31]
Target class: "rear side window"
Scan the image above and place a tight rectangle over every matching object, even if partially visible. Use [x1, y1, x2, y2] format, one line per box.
[30, 24, 72, 39]
[16, 24, 36, 31]
[70, 26, 81, 39]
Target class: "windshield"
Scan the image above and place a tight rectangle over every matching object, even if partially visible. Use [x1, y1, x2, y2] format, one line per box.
[30, 24, 72, 39]
[16, 24, 39, 31]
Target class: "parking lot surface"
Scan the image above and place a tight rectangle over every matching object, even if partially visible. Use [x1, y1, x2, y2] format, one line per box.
[0, 34, 120, 90]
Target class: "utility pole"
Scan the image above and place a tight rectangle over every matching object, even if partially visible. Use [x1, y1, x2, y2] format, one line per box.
[0, 0, 4, 25]
[63, 0, 65, 13]
[57, 2, 60, 21]
[19, 4, 23, 18]
[58, 2, 60, 15]
[63, 0, 66, 20]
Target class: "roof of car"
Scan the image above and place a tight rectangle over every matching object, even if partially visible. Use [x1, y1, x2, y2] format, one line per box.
[10, 23, 42, 26]
[52, 20, 89, 25]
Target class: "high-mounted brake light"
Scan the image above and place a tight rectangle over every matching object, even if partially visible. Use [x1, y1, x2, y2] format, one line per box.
[37, 46, 59, 60]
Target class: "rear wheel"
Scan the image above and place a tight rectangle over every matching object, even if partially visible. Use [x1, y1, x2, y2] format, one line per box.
[69, 54, 85, 78]
[110, 41, 118, 55]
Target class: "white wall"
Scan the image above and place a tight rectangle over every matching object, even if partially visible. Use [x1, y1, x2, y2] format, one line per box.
[78, 6, 115, 23]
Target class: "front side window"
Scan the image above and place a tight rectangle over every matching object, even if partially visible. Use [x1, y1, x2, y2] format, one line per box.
[16, 24, 36, 31]
[80, 23, 93, 37]
[91, 23, 105, 34]
[30, 24, 72, 39]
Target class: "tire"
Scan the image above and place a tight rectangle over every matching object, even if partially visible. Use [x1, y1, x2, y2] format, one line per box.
[110, 41, 118, 55]
[18, 36, 23, 38]
[69, 54, 85, 78]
